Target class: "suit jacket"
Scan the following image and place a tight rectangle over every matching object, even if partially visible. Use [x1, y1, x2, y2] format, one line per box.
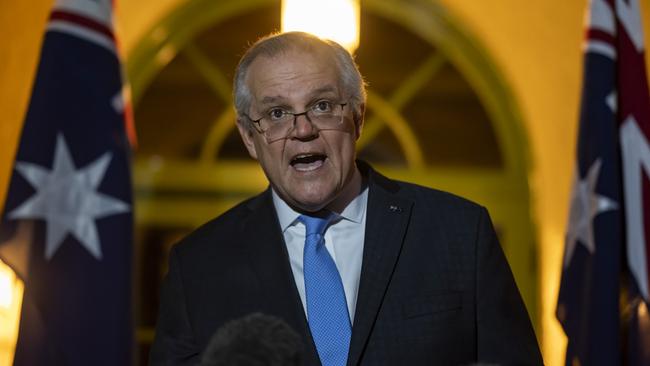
[150, 162, 543, 366]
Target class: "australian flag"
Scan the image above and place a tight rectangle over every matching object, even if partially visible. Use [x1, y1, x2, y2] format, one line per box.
[557, 0, 650, 365]
[0, 0, 134, 364]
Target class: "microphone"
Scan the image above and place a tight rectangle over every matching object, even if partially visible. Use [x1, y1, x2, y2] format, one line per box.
[201, 313, 303, 366]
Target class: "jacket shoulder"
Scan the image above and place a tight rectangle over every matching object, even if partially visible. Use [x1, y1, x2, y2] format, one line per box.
[172, 191, 267, 256]
[362, 160, 484, 215]
[395, 179, 482, 211]
[368, 168, 485, 219]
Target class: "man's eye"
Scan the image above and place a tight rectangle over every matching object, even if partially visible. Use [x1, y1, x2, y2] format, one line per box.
[313, 101, 333, 113]
[268, 109, 286, 120]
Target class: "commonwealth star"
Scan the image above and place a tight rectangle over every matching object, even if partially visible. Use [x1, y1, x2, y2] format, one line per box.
[8, 134, 130, 260]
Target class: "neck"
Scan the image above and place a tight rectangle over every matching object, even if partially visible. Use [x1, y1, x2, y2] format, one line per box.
[325, 166, 363, 214]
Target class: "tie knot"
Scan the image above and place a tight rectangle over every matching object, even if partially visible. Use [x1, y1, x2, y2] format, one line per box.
[299, 214, 334, 237]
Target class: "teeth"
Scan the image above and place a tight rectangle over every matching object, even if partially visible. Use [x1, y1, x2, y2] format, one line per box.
[291, 153, 326, 171]
[291, 153, 326, 165]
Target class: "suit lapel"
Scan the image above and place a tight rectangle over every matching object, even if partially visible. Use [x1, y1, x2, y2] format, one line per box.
[240, 190, 321, 365]
[347, 168, 413, 366]
[239, 165, 412, 366]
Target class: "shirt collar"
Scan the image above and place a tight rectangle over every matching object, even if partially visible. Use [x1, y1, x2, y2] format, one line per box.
[271, 186, 369, 232]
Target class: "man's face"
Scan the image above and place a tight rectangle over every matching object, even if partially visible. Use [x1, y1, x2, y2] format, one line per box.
[237, 49, 362, 212]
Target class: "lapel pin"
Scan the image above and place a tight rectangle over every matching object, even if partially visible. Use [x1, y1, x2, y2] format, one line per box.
[389, 205, 402, 213]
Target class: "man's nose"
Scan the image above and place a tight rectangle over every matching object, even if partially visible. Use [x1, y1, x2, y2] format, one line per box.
[291, 113, 317, 139]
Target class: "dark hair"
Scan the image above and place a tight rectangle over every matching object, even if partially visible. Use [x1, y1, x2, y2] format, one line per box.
[200, 313, 303, 366]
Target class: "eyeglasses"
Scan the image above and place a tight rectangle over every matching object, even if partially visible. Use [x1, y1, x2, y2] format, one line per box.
[245, 100, 348, 142]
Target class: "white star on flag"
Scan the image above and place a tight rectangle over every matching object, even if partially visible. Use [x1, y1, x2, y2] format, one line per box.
[8, 133, 130, 261]
[564, 158, 618, 267]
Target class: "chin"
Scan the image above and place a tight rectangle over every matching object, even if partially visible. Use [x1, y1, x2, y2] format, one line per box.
[289, 191, 335, 213]
[291, 197, 329, 213]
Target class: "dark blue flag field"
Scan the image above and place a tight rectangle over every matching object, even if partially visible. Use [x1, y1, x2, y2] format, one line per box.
[558, 0, 650, 365]
[0, 0, 134, 364]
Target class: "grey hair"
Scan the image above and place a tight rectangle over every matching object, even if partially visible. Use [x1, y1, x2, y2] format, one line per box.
[233, 31, 367, 129]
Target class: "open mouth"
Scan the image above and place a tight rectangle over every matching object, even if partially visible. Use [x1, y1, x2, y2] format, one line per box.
[290, 153, 327, 172]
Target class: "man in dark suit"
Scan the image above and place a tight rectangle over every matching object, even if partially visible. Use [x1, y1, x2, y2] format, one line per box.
[150, 31, 543, 366]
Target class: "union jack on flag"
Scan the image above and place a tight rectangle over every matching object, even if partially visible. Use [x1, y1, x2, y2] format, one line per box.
[0, 0, 134, 364]
[557, 0, 650, 365]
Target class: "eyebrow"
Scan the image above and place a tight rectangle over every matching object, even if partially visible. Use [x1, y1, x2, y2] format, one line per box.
[258, 85, 340, 106]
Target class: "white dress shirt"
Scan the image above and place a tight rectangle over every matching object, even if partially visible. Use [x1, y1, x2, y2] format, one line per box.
[272, 188, 368, 323]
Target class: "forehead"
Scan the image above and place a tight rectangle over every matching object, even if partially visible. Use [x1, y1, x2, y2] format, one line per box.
[245, 48, 341, 106]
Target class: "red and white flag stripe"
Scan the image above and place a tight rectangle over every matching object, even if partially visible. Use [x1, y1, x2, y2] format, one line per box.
[617, 0, 650, 302]
[46, 0, 116, 53]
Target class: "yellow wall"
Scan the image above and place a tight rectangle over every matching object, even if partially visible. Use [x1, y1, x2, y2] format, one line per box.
[2, 1, 650, 365]
[0, 2, 51, 362]
[436, 2, 583, 364]
[435, 2, 650, 365]
[0, 0, 52, 207]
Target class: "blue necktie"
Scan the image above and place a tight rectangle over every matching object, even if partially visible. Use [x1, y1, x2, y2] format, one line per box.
[299, 214, 351, 366]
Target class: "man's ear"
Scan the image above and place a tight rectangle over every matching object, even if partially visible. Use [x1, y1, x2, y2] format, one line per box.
[236, 120, 259, 160]
[354, 103, 365, 140]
